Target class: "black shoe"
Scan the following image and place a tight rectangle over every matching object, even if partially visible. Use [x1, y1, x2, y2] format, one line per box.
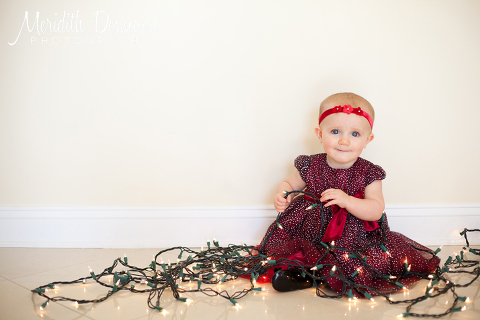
[271, 269, 313, 292]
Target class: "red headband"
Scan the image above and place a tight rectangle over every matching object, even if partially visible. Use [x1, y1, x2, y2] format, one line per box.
[319, 105, 373, 129]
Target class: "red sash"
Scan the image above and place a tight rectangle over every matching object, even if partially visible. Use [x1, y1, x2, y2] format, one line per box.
[305, 190, 379, 242]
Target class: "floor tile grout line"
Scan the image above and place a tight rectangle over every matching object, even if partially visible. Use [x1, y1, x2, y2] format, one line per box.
[2, 255, 138, 282]
[0, 277, 95, 319]
[2, 277, 36, 291]
[3, 251, 190, 283]
[50, 300, 97, 320]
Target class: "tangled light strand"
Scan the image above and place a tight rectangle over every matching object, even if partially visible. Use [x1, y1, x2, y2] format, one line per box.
[32, 192, 479, 317]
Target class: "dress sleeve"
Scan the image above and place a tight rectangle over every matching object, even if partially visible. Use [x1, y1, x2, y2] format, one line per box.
[365, 164, 386, 186]
[294, 155, 311, 183]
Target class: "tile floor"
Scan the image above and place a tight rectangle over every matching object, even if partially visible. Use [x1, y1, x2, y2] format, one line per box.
[0, 246, 478, 320]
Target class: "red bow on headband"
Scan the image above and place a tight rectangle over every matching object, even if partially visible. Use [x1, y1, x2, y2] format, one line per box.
[319, 105, 374, 129]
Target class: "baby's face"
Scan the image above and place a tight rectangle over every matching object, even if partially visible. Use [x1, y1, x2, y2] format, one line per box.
[317, 112, 374, 169]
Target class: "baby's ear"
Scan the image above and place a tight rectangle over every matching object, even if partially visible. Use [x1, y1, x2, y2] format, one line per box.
[365, 133, 375, 146]
[314, 127, 322, 142]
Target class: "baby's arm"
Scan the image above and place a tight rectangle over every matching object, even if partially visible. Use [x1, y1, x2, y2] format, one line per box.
[274, 171, 307, 212]
[320, 180, 385, 221]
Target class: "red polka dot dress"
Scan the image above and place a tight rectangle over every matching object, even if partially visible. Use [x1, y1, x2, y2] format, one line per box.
[258, 153, 440, 295]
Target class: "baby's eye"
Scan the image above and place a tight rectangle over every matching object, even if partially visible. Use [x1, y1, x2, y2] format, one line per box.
[331, 129, 339, 134]
[352, 132, 360, 137]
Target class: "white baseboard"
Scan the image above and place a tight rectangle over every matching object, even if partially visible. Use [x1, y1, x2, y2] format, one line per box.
[0, 205, 479, 248]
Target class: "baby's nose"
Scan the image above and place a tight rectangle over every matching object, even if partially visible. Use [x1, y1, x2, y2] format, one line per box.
[339, 137, 350, 145]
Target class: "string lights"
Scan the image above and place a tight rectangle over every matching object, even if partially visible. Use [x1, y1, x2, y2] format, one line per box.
[31, 192, 479, 318]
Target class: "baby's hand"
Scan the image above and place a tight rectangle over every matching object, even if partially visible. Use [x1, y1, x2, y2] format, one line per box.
[320, 188, 351, 209]
[274, 192, 291, 212]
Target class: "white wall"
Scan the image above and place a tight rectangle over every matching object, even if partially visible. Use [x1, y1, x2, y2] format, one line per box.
[0, 0, 479, 247]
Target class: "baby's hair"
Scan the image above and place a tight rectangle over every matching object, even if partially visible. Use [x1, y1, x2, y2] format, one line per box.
[319, 92, 375, 123]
